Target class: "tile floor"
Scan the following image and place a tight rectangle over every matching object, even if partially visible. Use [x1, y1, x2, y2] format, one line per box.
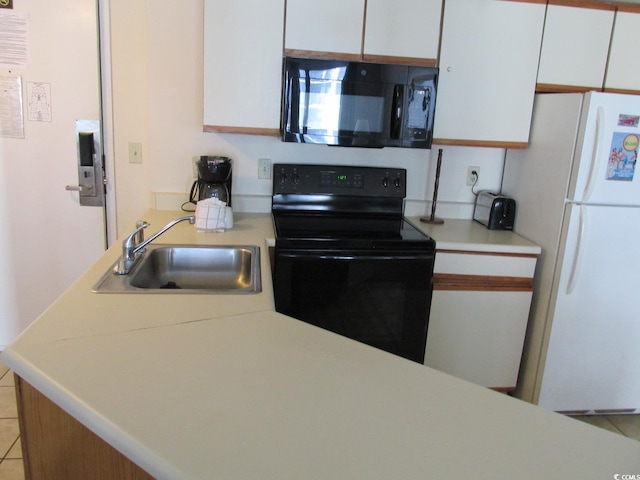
[0, 363, 23, 480]
[0, 361, 638, 480]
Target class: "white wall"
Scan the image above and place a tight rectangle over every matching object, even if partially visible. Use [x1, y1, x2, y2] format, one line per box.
[110, 0, 505, 236]
[109, 0, 152, 236]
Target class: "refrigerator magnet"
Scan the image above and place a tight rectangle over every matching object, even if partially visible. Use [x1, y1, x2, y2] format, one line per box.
[606, 132, 638, 181]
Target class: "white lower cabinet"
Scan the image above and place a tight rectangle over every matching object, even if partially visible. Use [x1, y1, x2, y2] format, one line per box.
[425, 252, 537, 391]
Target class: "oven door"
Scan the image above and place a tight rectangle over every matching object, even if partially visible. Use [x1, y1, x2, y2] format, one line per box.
[273, 247, 434, 363]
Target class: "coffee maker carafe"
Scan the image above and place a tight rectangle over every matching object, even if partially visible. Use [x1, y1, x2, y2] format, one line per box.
[189, 156, 233, 206]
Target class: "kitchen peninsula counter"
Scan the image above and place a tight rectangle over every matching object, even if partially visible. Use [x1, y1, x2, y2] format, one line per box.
[2, 210, 638, 479]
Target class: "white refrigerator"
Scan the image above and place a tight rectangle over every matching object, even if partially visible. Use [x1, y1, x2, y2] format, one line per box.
[503, 92, 640, 414]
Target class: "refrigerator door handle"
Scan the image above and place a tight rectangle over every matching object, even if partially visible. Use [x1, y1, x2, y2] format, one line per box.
[581, 106, 605, 202]
[566, 205, 587, 294]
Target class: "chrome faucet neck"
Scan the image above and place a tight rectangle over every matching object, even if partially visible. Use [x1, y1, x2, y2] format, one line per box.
[114, 215, 195, 275]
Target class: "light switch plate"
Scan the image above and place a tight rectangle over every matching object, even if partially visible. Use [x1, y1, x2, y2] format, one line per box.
[258, 158, 271, 179]
[129, 142, 142, 164]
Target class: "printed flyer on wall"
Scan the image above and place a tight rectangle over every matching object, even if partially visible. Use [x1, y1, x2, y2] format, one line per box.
[606, 132, 638, 181]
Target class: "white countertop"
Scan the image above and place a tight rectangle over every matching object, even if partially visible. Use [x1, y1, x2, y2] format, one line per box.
[2, 210, 638, 479]
[407, 216, 542, 254]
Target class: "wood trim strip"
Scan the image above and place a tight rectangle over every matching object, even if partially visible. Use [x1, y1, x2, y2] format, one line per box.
[433, 273, 534, 292]
[203, 125, 280, 136]
[617, 5, 640, 13]
[283, 49, 362, 62]
[432, 138, 529, 149]
[547, 0, 617, 10]
[536, 83, 602, 93]
[361, 0, 368, 58]
[283, 49, 437, 68]
[490, 386, 516, 393]
[604, 87, 640, 95]
[437, 249, 539, 259]
[362, 54, 437, 68]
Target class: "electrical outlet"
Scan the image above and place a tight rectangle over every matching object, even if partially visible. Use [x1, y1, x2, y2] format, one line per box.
[466, 166, 480, 186]
[258, 158, 272, 179]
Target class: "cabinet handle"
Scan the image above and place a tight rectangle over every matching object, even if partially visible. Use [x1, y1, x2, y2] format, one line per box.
[566, 206, 586, 295]
[581, 106, 604, 202]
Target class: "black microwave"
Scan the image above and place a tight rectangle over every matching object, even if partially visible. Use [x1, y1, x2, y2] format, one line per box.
[281, 57, 438, 149]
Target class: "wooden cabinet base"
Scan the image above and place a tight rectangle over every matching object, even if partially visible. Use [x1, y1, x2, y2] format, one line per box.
[15, 375, 155, 480]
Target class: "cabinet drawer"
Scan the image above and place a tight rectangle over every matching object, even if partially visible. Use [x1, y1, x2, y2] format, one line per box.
[434, 251, 537, 277]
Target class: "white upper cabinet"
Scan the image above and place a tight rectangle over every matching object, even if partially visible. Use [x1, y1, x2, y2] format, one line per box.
[363, 0, 441, 64]
[536, 4, 614, 91]
[203, 0, 285, 133]
[605, 10, 640, 93]
[285, 0, 442, 64]
[284, 0, 365, 58]
[434, 0, 545, 148]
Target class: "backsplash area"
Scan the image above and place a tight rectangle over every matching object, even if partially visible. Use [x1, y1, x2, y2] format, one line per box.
[153, 136, 506, 219]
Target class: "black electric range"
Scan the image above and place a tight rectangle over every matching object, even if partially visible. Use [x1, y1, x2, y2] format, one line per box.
[271, 163, 435, 363]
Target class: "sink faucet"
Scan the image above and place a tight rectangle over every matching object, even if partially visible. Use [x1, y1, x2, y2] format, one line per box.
[114, 215, 196, 275]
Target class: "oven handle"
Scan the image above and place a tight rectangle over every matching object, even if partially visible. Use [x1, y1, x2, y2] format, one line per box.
[276, 251, 433, 262]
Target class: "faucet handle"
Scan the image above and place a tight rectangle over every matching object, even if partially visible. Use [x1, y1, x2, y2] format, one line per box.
[135, 220, 148, 245]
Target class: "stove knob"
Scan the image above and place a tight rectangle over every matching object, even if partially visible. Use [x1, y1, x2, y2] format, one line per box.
[394, 177, 401, 188]
[382, 176, 389, 187]
[279, 173, 288, 185]
[291, 173, 300, 185]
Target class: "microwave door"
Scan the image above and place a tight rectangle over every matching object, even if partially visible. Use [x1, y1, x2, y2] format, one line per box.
[403, 84, 434, 147]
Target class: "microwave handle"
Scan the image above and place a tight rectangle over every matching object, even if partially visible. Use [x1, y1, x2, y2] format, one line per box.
[390, 85, 404, 139]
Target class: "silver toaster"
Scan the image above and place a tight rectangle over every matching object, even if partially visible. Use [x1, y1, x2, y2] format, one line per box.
[473, 191, 516, 230]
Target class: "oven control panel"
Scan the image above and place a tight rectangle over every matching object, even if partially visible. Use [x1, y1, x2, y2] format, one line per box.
[273, 164, 406, 198]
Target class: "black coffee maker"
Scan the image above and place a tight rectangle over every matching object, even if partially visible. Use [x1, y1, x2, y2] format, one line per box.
[189, 156, 233, 206]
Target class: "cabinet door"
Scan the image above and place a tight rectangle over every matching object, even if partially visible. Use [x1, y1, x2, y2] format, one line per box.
[536, 4, 614, 91]
[605, 10, 640, 94]
[433, 0, 545, 148]
[426, 290, 533, 389]
[363, 0, 441, 65]
[426, 251, 537, 390]
[203, 0, 284, 134]
[284, 0, 365, 58]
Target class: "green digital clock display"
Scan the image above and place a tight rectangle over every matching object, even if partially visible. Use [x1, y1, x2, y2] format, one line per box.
[320, 172, 363, 187]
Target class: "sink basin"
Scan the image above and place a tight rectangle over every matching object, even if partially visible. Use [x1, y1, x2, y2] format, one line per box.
[92, 244, 261, 294]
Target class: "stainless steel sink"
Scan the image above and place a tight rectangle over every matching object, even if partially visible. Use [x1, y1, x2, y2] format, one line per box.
[92, 244, 261, 294]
